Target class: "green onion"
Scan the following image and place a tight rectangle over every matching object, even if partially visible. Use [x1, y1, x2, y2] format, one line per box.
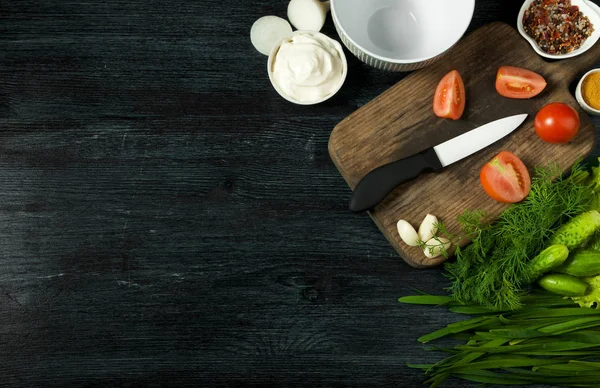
[399, 291, 600, 387]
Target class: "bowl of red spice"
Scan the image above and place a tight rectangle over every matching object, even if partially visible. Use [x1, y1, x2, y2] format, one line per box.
[576, 69, 600, 115]
[518, 0, 600, 59]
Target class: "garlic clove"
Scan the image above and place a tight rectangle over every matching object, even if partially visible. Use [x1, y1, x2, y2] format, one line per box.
[418, 214, 439, 242]
[423, 237, 451, 258]
[397, 219, 420, 246]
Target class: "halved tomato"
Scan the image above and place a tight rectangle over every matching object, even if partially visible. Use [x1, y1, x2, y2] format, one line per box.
[433, 70, 465, 120]
[496, 66, 547, 99]
[480, 151, 531, 203]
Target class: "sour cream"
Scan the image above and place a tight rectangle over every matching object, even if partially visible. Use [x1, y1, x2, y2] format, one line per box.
[270, 32, 346, 104]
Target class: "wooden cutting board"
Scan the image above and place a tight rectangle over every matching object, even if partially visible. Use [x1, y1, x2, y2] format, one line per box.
[329, 22, 600, 268]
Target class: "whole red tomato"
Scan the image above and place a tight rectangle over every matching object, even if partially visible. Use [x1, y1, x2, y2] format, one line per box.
[534, 102, 580, 143]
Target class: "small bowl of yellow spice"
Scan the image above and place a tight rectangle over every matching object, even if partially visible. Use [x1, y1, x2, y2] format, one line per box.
[576, 69, 600, 116]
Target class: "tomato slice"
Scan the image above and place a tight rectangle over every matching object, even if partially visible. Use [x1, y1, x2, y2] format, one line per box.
[495, 66, 547, 99]
[534, 102, 580, 143]
[433, 70, 465, 120]
[480, 151, 531, 203]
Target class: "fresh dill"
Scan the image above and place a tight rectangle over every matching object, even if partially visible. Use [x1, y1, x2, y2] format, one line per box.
[443, 162, 593, 310]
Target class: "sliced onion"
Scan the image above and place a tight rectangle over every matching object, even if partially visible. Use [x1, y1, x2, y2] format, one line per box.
[287, 0, 330, 32]
[250, 16, 293, 56]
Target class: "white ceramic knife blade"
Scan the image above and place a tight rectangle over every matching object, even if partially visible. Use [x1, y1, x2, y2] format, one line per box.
[433, 113, 528, 167]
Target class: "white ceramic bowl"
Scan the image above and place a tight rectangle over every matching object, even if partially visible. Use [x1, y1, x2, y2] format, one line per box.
[576, 68, 600, 116]
[331, 0, 475, 72]
[267, 30, 348, 105]
[518, 0, 600, 59]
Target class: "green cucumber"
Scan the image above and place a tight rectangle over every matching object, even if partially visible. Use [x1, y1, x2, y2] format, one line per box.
[549, 210, 600, 250]
[588, 232, 600, 252]
[538, 273, 589, 297]
[526, 244, 569, 281]
[557, 250, 600, 277]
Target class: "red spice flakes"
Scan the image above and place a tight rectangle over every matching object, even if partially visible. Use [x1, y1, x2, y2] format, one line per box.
[523, 0, 594, 54]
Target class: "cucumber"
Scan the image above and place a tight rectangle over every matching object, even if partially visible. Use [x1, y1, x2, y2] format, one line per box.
[588, 232, 600, 252]
[549, 210, 600, 250]
[538, 273, 589, 297]
[557, 250, 600, 277]
[526, 244, 569, 281]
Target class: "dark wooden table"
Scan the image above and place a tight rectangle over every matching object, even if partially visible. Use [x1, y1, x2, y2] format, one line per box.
[2, 1, 600, 387]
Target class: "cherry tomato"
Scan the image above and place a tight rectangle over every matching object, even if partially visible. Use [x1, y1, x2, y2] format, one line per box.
[433, 70, 465, 120]
[495, 66, 547, 99]
[480, 151, 531, 203]
[534, 102, 580, 143]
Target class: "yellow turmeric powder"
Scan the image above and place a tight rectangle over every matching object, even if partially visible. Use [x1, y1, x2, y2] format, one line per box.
[582, 72, 600, 110]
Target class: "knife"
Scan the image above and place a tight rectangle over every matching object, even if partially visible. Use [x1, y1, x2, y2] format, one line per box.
[349, 113, 528, 213]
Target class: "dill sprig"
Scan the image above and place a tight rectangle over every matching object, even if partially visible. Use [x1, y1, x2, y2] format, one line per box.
[443, 162, 593, 311]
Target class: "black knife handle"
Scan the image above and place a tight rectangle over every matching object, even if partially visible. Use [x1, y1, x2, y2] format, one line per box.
[349, 148, 443, 213]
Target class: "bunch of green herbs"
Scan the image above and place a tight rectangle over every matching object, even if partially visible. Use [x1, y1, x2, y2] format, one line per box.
[443, 163, 593, 311]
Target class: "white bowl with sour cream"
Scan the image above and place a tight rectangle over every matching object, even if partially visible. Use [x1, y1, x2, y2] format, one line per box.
[267, 31, 348, 105]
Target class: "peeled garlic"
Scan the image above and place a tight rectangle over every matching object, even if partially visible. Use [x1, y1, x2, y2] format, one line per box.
[397, 219, 420, 246]
[423, 237, 451, 259]
[418, 214, 439, 242]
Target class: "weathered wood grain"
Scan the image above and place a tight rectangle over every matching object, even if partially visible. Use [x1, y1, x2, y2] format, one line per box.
[329, 22, 599, 268]
[0, 0, 598, 387]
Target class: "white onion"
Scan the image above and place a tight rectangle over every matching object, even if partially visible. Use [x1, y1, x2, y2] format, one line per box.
[287, 0, 330, 32]
[250, 16, 293, 56]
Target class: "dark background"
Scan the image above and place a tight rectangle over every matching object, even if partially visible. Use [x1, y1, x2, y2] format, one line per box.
[2, 1, 600, 387]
